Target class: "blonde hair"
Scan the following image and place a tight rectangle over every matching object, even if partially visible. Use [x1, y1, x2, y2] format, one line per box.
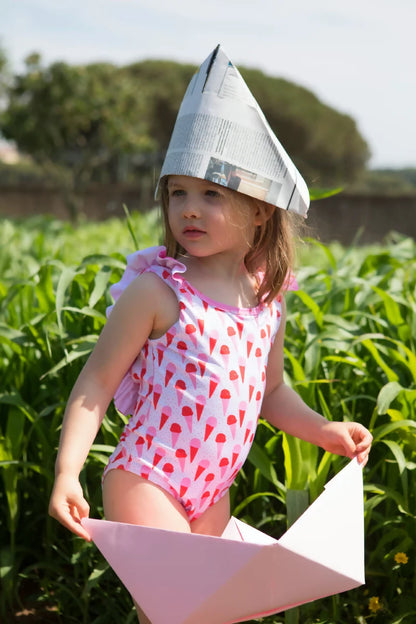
[160, 176, 299, 305]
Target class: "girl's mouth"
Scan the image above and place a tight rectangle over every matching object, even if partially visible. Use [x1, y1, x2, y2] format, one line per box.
[183, 227, 206, 239]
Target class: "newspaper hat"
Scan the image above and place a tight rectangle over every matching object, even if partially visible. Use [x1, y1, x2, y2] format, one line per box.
[156, 45, 310, 217]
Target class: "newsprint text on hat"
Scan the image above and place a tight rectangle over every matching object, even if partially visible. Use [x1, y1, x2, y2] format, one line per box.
[156, 44, 310, 217]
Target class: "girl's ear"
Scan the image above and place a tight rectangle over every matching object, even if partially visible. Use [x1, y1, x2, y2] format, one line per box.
[253, 202, 275, 226]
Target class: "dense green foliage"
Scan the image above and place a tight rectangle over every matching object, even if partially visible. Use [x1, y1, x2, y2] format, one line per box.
[348, 168, 416, 195]
[1, 54, 369, 199]
[1, 214, 415, 623]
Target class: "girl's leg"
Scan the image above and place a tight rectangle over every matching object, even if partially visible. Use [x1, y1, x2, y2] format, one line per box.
[191, 491, 230, 536]
[102, 470, 192, 623]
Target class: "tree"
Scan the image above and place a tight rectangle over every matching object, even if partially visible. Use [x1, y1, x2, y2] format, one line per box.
[1, 54, 370, 218]
[239, 68, 370, 186]
[1, 54, 156, 217]
[0, 45, 11, 117]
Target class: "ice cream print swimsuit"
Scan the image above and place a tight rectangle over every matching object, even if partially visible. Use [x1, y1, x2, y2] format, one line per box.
[103, 247, 283, 520]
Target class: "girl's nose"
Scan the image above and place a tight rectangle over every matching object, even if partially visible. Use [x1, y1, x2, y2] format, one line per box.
[182, 196, 200, 219]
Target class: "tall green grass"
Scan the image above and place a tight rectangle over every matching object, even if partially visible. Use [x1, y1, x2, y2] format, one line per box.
[1, 215, 415, 624]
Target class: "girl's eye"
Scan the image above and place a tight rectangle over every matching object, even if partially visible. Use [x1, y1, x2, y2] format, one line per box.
[170, 189, 185, 197]
[205, 189, 221, 198]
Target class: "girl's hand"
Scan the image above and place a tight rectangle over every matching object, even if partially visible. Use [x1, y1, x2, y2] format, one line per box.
[49, 473, 91, 541]
[318, 421, 373, 466]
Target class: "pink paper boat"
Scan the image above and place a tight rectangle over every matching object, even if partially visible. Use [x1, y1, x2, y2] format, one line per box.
[83, 459, 364, 624]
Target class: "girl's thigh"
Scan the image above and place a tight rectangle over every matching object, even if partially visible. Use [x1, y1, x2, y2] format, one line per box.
[102, 469, 191, 533]
[191, 491, 230, 537]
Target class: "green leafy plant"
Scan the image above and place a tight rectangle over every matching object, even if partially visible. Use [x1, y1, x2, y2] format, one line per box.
[1, 217, 415, 624]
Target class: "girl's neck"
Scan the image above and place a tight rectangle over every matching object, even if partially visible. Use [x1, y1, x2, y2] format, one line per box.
[179, 254, 259, 309]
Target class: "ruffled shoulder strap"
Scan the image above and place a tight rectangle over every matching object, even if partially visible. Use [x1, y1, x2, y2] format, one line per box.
[284, 273, 299, 292]
[107, 246, 186, 416]
[106, 245, 186, 318]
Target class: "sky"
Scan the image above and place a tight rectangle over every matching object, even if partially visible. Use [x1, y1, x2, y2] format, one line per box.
[1, 0, 415, 169]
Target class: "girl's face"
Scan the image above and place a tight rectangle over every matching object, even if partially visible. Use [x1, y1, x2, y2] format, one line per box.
[167, 176, 258, 261]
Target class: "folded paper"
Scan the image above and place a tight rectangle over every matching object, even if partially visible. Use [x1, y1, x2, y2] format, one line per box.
[83, 459, 364, 624]
[156, 44, 310, 217]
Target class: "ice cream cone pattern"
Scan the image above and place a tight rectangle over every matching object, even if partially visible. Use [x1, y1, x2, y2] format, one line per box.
[135, 436, 146, 457]
[152, 384, 162, 409]
[195, 395, 206, 421]
[239, 401, 247, 427]
[185, 362, 198, 389]
[195, 459, 210, 480]
[236, 320, 244, 339]
[180, 477, 191, 498]
[255, 347, 263, 370]
[162, 462, 174, 477]
[175, 448, 187, 471]
[246, 333, 254, 358]
[139, 464, 151, 479]
[227, 414, 237, 439]
[203, 472, 215, 492]
[256, 390, 262, 406]
[145, 426, 157, 450]
[219, 456, 229, 478]
[153, 447, 166, 466]
[220, 344, 230, 368]
[197, 352, 208, 377]
[144, 381, 153, 398]
[239, 356, 246, 383]
[159, 406, 171, 430]
[170, 422, 182, 446]
[190, 437, 201, 462]
[133, 397, 144, 418]
[227, 325, 238, 350]
[215, 432, 227, 458]
[231, 444, 241, 467]
[209, 330, 218, 355]
[204, 416, 217, 441]
[157, 347, 165, 366]
[177, 340, 188, 362]
[131, 413, 145, 431]
[248, 376, 256, 401]
[220, 388, 231, 414]
[185, 323, 198, 348]
[209, 373, 220, 398]
[182, 405, 193, 432]
[165, 326, 176, 347]
[175, 379, 186, 405]
[164, 362, 176, 387]
[244, 421, 254, 445]
[197, 317, 204, 336]
[229, 369, 239, 392]
[113, 447, 126, 463]
[179, 286, 193, 305]
[200, 489, 211, 507]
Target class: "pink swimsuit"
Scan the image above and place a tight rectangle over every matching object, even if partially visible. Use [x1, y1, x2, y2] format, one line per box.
[103, 246, 284, 520]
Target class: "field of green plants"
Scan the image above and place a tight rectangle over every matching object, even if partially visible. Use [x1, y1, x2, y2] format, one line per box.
[1, 212, 415, 624]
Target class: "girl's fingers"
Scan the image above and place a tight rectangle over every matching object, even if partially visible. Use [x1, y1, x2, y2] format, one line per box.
[49, 493, 92, 541]
[60, 507, 92, 541]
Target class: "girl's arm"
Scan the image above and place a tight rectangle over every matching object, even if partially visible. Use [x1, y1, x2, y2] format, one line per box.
[48, 272, 178, 540]
[261, 298, 372, 464]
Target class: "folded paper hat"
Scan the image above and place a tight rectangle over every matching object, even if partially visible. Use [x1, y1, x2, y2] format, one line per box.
[83, 459, 364, 624]
[156, 44, 310, 217]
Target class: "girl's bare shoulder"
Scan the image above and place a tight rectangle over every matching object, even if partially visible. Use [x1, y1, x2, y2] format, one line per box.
[117, 270, 180, 339]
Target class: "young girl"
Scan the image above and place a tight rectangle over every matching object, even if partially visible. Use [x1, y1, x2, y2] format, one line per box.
[49, 47, 372, 624]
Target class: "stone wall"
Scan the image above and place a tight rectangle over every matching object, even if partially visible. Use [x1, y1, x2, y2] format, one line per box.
[0, 184, 415, 245]
[308, 193, 416, 244]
